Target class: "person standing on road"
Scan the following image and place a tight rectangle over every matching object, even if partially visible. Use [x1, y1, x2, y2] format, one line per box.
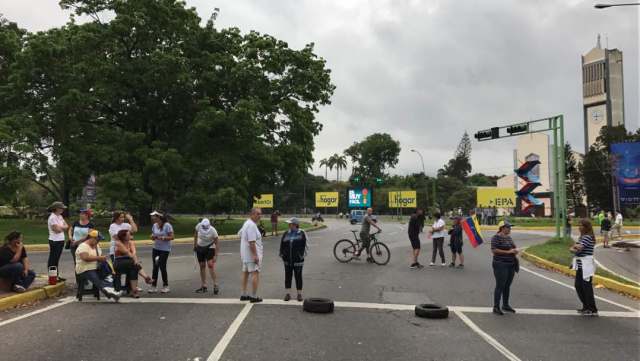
[448, 216, 464, 268]
[271, 210, 280, 236]
[0, 232, 36, 293]
[240, 208, 264, 303]
[280, 217, 308, 302]
[601, 212, 612, 248]
[149, 211, 174, 293]
[408, 208, 425, 269]
[357, 208, 382, 262]
[193, 218, 220, 294]
[570, 219, 598, 316]
[429, 212, 446, 266]
[76, 229, 121, 301]
[47, 201, 69, 282]
[491, 220, 518, 315]
[613, 211, 624, 243]
[108, 211, 138, 261]
[68, 209, 95, 266]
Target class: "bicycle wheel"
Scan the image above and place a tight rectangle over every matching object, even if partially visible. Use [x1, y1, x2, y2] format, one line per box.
[369, 241, 390, 265]
[333, 239, 356, 263]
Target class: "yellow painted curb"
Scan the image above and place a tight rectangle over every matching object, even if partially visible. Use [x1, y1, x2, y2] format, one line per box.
[24, 224, 328, 252]
[0, 282, 66, 311]
[521, 250, 640, 298]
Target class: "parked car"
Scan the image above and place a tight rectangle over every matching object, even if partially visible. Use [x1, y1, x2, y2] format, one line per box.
[349, 209, 366, 225]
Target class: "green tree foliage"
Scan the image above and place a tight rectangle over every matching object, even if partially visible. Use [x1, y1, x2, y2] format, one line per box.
[581, 126, 640, 211]
[0, 1, 335, 216]
[565, 143, 585, 210]
[467, 173, 500, 187]
[345, 133, 400, 184]
[328, 153, 347, 182]
[438, 132, 472, 182]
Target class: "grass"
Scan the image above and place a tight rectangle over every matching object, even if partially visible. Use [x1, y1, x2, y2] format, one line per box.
[0, 216, 313, 245]
[526, 237, 639, 287]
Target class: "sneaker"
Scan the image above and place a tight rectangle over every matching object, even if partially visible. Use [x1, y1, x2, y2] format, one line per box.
[195, 287, 207, 294]
[457, 264, 464, 269]
[492, 307, 504, 315]
[410, 263, 418, 269]
[284, 293, 291, 301]
[582, 310, 599, 317]
[160, 286, 170, 293]
[448, 262, 455, 268]
[429, 262, 435, 266]
[213, 285, 219, 295]
[502, 305, 516, 313]
[240, 295, 250, 301]
[249, 296, 263, 303]
[147, 287, 158, 293]
[441, 263, 447, 267]
[297, 294, 303, 302]
[576, 308, 587, 314]
[136, 287, 143, 292]
[57, 277, 66, 282]
[12, 285, 26, 293]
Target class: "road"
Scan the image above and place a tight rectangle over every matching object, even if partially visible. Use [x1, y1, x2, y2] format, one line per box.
[1, 218, 639, 361]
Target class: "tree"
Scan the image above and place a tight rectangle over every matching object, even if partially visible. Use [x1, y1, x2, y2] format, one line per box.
[444, 187, 476, 213]
[329, 153, 347, 182]
[467, 173, 500, 187]
[344, 133, 400, 183]
[565, 143, 585, 211]
[438, 132, 472, 182]
[319, 158, 330, 179]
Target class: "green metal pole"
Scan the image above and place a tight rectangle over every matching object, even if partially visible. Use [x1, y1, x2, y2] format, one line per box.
[552, 117, 561, 238]
[558, 115, 567, 237]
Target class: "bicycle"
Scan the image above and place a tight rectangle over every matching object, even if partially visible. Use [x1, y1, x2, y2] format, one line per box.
[333, 230, 391, 265]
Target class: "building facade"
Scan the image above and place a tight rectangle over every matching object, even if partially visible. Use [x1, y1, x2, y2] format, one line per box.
[582, 36, 625, 153]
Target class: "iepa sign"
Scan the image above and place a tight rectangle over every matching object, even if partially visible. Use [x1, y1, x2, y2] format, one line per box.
[476, 187, 515, 208]
[315, 192, 339, 207]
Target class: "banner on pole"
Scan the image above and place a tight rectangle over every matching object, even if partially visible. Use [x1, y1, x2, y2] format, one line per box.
[315, 192, 339, 207]
[252, 194, 274, 208]
[388, 191, 417, 208]
[348, 188, 372, 208]
[476, 187, 516, 208]
[611, 142, 640, 206]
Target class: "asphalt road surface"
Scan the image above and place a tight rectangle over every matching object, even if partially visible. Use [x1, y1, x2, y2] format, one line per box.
[2, 218, 639, 361]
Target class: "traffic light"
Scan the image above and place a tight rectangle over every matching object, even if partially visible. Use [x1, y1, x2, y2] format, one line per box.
[375, 177, 383, 185]
[353, 176, 361, 183]
[474, 127, 500, 141]
[507, 124, 529, 135]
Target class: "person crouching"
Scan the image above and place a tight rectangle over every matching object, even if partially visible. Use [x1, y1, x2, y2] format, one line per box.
[279, 218, 308, 302]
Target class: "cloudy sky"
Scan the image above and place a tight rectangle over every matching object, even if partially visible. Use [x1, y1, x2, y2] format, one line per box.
[2, 0, 638, 178]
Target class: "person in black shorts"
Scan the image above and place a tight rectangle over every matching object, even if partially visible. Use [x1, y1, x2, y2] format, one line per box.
[408, 208, 425, 269]
[448, 216, 464, 268]
[194, 218, 220, 294]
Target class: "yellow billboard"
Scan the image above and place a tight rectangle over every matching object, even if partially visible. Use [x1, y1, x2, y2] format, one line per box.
[252, 194, 274, 208]
[388, 191, 417, 208]
[315, 192, 339, 207]
[476, 187, 516, 208]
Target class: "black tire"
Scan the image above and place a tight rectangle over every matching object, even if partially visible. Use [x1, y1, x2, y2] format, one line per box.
[369, 241, 391, 265]
[333, 239, 356, 263]
[303, 298, 334, 313]
[415, 304, 449, 319]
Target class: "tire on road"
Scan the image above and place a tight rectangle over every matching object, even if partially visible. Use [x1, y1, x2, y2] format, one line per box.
[303, 298, 334, 314]
[414, 304, 449, 319]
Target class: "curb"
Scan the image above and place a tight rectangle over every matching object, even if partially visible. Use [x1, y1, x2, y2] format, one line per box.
[520, 250, 640, 299]
[24, 224, 328, 252]
[0, 281, 66, 312]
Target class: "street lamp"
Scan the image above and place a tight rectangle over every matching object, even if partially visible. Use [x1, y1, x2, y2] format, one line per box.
[594, 2, 640, 8]
[410, 149, 436, 211]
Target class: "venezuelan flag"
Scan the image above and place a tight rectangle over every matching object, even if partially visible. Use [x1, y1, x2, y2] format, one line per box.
[461, 215, 484, 248]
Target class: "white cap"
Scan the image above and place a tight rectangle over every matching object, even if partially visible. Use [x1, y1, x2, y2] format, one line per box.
[200, 218, 211, 228]
[149, 211, 163, 217]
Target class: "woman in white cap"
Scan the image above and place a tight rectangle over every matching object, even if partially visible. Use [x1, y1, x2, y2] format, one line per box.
[279, 217, 308, 301]
[149, 211, 174, 293]
[47, 201, 69, 282]
[193, 218, 220, 294]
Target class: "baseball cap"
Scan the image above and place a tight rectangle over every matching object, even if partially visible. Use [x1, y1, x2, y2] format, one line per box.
[79, 208, 94, 217]
[498, 220, 513, 230]
[285, 217, 300, 225]
[200, 218, 211, 228]
[149, 211, 163, 217]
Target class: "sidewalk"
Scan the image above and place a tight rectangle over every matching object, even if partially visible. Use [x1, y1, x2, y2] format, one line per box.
[0, 276, 66, 311]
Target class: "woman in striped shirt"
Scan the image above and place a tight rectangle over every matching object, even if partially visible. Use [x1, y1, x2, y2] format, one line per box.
[570, 219, 598, 316]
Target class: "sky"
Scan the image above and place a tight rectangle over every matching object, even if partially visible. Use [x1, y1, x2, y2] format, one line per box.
[2, 0, 638, 178]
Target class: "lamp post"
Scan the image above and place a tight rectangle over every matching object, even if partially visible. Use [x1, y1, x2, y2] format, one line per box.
[594, 2, 640, 8]
[411, 149, 436, 210]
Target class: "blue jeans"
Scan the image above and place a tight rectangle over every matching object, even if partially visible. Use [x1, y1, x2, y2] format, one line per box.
[0, 263, 36, 289]
[78, 269, 106, 290]
[492, 261, 515, 308]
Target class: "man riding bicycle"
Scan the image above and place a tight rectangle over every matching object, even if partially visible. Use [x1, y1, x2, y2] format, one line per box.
[355, 208, 382, 262]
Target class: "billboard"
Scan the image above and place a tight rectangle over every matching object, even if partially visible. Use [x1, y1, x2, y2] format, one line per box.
[315, 192, 339, 207]
[611, 142, 640, 206]
[388, 191, 417, 208]
[348, 188, 372, 208]
[476, 187, 516, 208]
[252, 194, 274, 208]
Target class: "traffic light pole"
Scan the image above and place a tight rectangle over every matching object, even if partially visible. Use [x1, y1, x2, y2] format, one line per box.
[475, 115, 567, 238]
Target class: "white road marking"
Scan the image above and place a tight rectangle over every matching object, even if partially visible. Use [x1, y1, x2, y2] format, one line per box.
[520, 266, 639, 312]
[0, 296, 75, 327]
[77, 297, 639, 317]
[454, 309, 522, 361]
[207, 303, 253, 361]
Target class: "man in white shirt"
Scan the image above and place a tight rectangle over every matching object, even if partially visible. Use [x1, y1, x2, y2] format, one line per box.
[613, 212, 624, 241]
[239, 208, 263, 303]
[430, 212, 447, 266]
[194, 218, 220, 294]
